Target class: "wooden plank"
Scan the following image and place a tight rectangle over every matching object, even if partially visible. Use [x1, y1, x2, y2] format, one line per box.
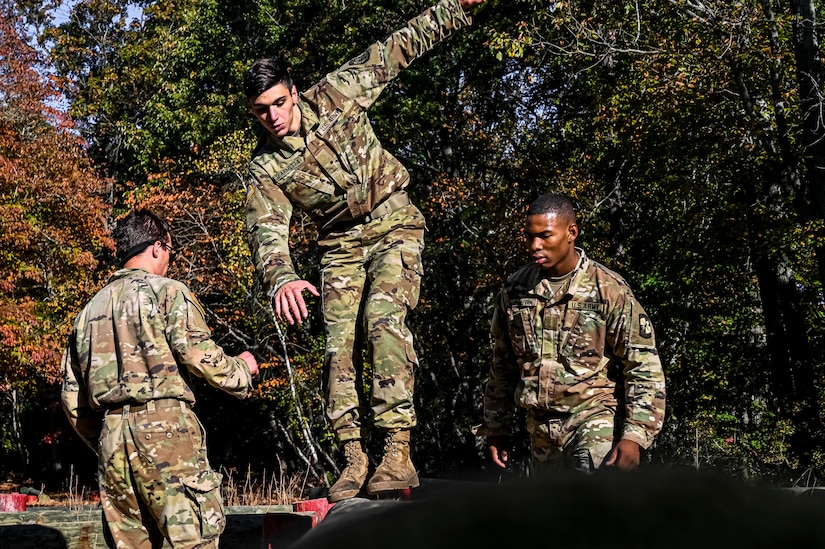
[0, 505, 303, 549]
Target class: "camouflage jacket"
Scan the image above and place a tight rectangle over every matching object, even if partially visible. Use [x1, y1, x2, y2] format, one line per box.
[479, 250, 667, 449]
[245, 0, 472, 296]
[61, 268, 253, 449]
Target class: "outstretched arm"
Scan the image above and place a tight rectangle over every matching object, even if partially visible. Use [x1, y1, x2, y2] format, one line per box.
[326, 0, 477, 107]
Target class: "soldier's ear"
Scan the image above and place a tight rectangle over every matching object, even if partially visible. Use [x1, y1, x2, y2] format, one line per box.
[568, 223, 579, 242]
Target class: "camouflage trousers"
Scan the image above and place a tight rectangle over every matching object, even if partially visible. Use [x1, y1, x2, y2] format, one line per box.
[526, 406, 616, 474]
[318, 204, 424, 442]
[97, 399, 225, 548]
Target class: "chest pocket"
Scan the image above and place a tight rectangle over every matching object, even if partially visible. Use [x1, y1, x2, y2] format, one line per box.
[332, 109, 368, 175]
[314, 106, 365, 181]
[560, 301, 607, 364]
[507, 298, 540, 357]
[282, 170, 337, 210]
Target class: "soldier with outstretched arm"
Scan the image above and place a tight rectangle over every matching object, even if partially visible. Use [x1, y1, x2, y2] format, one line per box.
[61, 210, 258, 548]
[477, 194, 666, 473]
[244, 0, 485, 501]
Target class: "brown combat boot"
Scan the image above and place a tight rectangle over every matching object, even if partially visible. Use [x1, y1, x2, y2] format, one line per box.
[328, 439, 369, 502]
[366, 429, 420, 494]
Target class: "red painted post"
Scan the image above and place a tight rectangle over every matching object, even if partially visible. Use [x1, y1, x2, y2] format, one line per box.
[294, 498, 335, 524]
[260, 512, 314, 549]
[0, 492, 28, 512]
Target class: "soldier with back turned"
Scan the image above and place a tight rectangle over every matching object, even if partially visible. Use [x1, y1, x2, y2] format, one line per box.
[61, 209, 258, 548]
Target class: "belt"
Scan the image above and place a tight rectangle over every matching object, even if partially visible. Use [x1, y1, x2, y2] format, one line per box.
[365, 191, 411, 223]
[323, 191, 411, 234]
[106, 398, 188, 416]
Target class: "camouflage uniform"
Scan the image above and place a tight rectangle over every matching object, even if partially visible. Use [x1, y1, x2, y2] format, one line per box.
[61, 268, 253, 548]
[245, 0, 472, 441]
[477, 250, 666, 472]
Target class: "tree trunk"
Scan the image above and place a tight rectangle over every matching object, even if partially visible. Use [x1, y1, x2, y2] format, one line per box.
[752, 247, 822, 457]
[11, 387, 29, 469]
[790, 0, 825, 285]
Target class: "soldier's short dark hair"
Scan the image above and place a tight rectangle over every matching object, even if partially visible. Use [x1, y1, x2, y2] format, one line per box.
[113, 209, 172, 266]
[527, 193, 577, 225]
[244, 58, 295, 99]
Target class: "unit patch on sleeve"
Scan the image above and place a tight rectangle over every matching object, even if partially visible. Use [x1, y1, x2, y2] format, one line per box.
[638, 313, 653, 339]
[347, 51, 370, 66]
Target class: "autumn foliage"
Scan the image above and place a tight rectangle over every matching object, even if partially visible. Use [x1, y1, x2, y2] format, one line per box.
[0, 13, 112, 387]
[5, 0, 825, 490]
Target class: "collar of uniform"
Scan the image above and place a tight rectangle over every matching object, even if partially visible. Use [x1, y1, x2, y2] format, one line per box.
[298, 98, 319, 131]
[108, 267, 150, 283]
[268, 132, 304, 154]
[562, 248, 589, 298]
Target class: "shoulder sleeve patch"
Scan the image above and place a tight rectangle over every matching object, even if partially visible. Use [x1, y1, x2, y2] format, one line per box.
[189, 294, 206, 317]
[347, 50, 370, 66]
[637, 313, 653, 339]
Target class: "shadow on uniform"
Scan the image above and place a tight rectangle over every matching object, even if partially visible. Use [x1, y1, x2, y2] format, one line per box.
[289, 469, 825, 549]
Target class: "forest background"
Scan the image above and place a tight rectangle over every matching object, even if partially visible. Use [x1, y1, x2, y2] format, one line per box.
[3, 0, 825, 493]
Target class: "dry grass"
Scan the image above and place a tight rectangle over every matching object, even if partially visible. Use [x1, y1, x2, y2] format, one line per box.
[221, 465, 310, 506]
[12, 468, 309, 511]
[65, 464, 91, 511]
[9, 465, 311, 509]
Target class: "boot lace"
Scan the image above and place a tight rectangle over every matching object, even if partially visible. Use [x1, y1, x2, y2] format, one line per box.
[344, 440, 362, 462]
[382, 432, 400, 459]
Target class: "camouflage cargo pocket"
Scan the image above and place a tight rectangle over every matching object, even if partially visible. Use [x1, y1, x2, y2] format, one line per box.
[399, 248, 422, 309]
[181, 470, 226, 540]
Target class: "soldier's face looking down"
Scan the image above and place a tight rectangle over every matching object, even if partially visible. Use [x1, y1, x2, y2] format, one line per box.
[250, 83, 302, 138]
[525, 213, 579, 277]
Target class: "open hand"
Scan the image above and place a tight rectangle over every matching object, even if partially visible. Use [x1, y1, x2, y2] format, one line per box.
[274, 279, 319, 325]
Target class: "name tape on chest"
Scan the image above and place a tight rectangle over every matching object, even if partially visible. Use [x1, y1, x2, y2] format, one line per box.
[273, 155, 304, 183]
